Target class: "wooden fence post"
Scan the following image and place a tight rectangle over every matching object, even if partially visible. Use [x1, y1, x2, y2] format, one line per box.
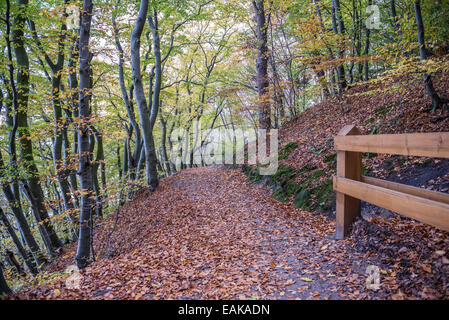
[335, 125, 362, 239]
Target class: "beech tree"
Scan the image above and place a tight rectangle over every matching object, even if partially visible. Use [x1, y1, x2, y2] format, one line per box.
[75, 0, 94, 269]
[253, 0, 271, 129]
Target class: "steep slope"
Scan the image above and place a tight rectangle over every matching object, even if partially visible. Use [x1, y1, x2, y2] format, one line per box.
[246, 65, 449, 214]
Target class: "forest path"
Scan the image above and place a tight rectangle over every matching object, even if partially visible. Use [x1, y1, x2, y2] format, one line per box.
[23, 166, 448, 300]
[158, 166, 350, 300]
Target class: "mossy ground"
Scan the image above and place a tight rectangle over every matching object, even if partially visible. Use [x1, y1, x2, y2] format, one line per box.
[241, 143, 336, 213]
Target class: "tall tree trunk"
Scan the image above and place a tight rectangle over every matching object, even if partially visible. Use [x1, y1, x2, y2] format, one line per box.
[75, 0, 94, 269]
[52, 75, 76, 221]
[68, 29, 80, 203]
[414, 0, 443, 112]
[117, 145, 122, 179]
[131, 0, 159, 191]
[390, 0, 401, 34]
[253, 0, 271, 129]
[313, 0, 334, 96]
[0, 36, 46, 266]
[13, 0, 62, 254]
[112, 0, 142, 178]
[364, 0, 372, 81]
[90, 127, 104, 217]
[332, 0, 347, 91]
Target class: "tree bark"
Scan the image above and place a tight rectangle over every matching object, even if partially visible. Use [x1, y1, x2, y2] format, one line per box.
[160, 116, 171, 175]
[13, 0, 62, 254]
[414, 0, 443, 112]
[364, 0, 372, 81]
[75, 0, 94, 269]
[131, 0, 159, 191]
[68, 28, 80, 204]
[332, 0, 347, 91]
[112, 0, 142, 178]
[253, 0, 271, 129]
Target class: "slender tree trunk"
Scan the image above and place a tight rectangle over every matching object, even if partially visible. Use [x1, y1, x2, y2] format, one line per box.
[0, 72, 45, 265]
[131, 0, 159, 191]
[332, 0, 347, 91]
[313, 0, 334, 96]
[253, 0, 271, 129]
[117, 145, 122, 179]
[112, 0, 142, 178]
[364, 0, 372, 81]
[0, 207, 37, 274]
[13, 0, 62, 254]
[52, 75, 76, 220]
[390, 0, 401, 34]
[68, 29, 80, 203]
[160, 117, 171, 175]
[414, 0, 443, 112]
[75, 0, 94, 269]
[123, 137, 129, 178]
[168, 111, 178, 173]
[90, 127, 104, 217]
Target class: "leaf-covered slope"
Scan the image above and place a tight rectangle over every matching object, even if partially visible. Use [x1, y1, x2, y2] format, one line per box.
[255, 64, 449, 212]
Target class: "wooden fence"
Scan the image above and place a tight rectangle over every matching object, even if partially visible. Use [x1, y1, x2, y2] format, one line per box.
[333, 125, 449, 239]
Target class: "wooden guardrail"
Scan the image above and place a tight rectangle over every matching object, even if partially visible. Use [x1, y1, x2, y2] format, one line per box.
[333, 125, 449, 239]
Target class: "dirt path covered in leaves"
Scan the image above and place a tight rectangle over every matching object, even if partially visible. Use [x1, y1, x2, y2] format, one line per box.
[22, 167, 449, 300]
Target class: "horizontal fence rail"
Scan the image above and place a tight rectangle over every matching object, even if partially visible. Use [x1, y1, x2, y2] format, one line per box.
[334, 132, 449, 158]
[333, 125, 449, 239]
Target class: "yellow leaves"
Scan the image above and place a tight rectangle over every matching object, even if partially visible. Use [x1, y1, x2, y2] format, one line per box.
[300, 277, 313, 282]
[54, 289, 61, 296]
